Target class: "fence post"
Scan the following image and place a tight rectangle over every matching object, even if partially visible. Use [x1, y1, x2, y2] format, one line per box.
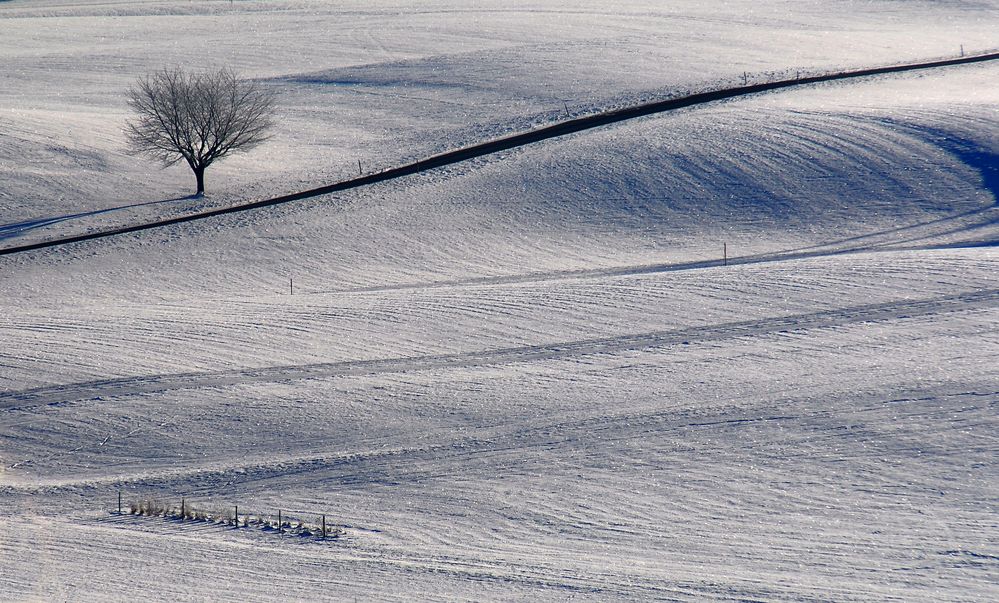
[278, 510, 282, 534]
[235, 505, 238, 526]
[357, 159, 362, 175]
[181, 497, 185, 519]
[322, 514, 326, 539]
[724, 243, 727, 266]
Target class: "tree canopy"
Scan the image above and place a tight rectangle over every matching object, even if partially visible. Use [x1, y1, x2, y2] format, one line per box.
[126, 66, 276, 196]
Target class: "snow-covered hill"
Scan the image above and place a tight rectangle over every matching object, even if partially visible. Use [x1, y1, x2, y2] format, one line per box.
[3, 0, 998, 223]
[1, 1, 997, 601]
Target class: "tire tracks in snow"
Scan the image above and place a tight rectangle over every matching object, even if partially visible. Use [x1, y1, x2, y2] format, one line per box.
[7, 382, 992, 514]
[2, 51, 998, 257]
[81, 515, 707, 600]
[2, 288, 994, 411]
[322, 222, 999, 296]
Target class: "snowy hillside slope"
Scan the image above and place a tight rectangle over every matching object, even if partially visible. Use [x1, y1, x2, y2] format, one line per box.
[1, 270, 996, 601]
[3, 64, 998, 298]
[2, 0, 998, 226]
[1, 1, 998, 602]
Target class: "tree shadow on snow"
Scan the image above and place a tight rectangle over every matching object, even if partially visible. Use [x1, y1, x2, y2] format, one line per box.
[0, 195, 196, 242]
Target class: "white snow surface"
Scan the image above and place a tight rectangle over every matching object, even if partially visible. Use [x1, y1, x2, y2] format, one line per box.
[1, 1, 998, 601]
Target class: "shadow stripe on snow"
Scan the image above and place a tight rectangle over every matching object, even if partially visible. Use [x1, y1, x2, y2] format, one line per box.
[2, 288, 994, 409]
[7, 385, 991, 497]
[2, 51, 999, 257]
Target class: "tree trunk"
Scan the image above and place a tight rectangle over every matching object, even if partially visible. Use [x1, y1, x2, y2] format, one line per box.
[194, 166, 206, 196]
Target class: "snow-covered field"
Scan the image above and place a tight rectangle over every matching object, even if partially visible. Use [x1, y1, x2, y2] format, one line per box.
[2, 1, 998, 601]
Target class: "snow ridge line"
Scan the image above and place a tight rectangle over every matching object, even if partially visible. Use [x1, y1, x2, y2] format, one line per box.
[2, 288, 993, 409]
[2, 50, 998, 258]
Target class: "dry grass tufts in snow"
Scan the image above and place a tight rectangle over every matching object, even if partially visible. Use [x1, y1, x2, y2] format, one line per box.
[124, 497, 342, 540]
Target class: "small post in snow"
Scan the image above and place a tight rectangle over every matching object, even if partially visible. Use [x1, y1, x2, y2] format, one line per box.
[278, 510, 283, 534]
[563, 101, 570, 118]
[723, 243, 728, 266]
[743, 72, 748, 86]
[290, 277, 293, 296]
[181, 497, 185, 519]
[234, 505, 238, 526]
[322, 514, 327, 539]
[117, 489, 122, 515]
[960, 44, 965, 57]
[357, 159, 362, 175]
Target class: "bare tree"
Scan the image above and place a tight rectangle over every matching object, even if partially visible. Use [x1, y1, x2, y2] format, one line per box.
[126, 66, 276, 196]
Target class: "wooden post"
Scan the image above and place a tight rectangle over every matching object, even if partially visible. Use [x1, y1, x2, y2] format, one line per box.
[181, 497, 185, 519]
[278, 510, 282, 534]
[960, 44, 964, 57]
[322, 514, 326, 539]
[723, 243, 727, 266]
[357, 159, 362, 175]
[563, 101, 570, 118]
[290, 277, 293, 295]
[234, 505, 238, 526]
[117, 490, 122, 515]
[743, 72, 747, 85]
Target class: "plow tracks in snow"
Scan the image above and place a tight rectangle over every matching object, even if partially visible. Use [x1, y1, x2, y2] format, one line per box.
[2, 288, 995, 410]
